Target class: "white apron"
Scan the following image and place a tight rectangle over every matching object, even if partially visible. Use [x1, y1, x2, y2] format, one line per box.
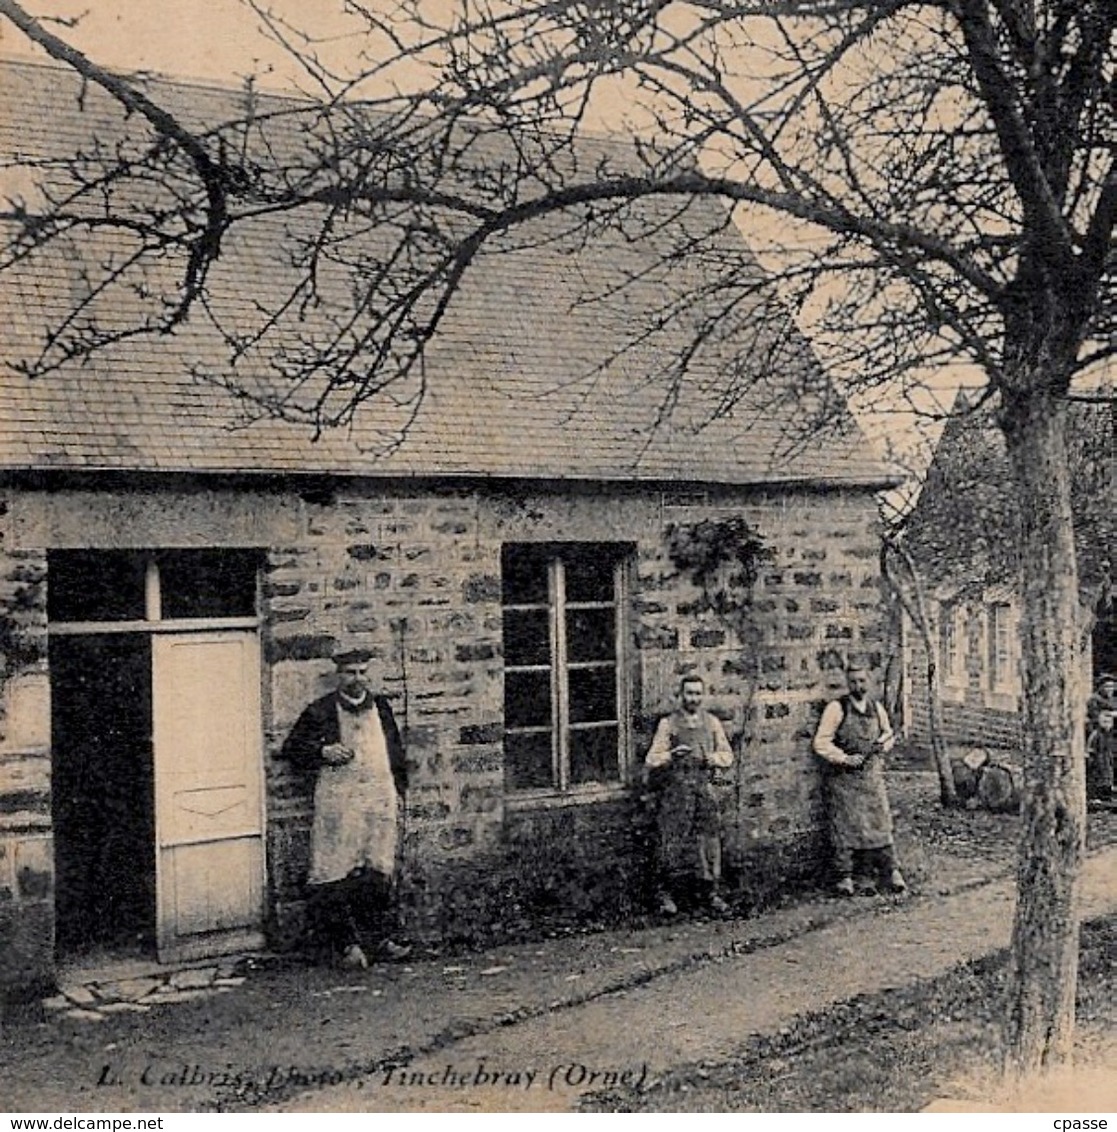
[308, 699, 400, 886]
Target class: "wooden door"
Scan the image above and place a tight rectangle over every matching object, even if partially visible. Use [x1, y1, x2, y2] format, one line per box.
[152, 631, 265, 962]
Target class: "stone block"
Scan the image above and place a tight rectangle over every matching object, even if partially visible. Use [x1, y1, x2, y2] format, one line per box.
[98, 977, 162, 1002]
[169, 966, 219, 990]
[405, 724, 442, 751]
[15, 837, 52, 898]
[451, 749, 503, 775]
[459, 723, 502, 745]
[437, 825, 474, 851]
[265, 581, 303, 598]
[463, 574, 501, 604]
[433, 519, 470, 535]
[1, 674, 50, 753]
[460, 784, 503, 815]
[690, 627, 727, 648]
[426, 610, 475, 635]
[0, 900, 53, 1001]
[347, 544, 392, 563]
[264, 633, 337, 664]
[270, 607, 311, 623]
[636, 626, 679, 650]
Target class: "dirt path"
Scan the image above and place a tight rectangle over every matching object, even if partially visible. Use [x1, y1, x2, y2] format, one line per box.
[4, 775, 1114, 1115]
[271, 847, 1117, 1112]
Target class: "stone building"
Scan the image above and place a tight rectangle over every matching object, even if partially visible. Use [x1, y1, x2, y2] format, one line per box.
[0, 59, 894, 998]
[898, 394, 1114, 753]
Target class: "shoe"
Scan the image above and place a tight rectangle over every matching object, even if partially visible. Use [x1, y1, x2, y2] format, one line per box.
[835, 877, 855, 897]
[709, 893, 730, 915]
[888, 869, 908, 893]
[380, 939, 412, 960]
[341, 943, 369, 970]
[658, 893, 679, 916]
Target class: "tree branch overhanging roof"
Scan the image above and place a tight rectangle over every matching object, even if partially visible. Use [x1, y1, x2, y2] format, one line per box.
[0, 58, 895, 488]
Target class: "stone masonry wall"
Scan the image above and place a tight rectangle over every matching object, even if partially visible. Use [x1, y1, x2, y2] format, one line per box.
[0, 493, 51, 1000]
[263, 482, 886, 944]
[903, 604, 1024, 754]
[0, 477, 885, 990]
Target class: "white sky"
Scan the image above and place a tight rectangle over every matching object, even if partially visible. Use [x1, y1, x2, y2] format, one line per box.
[0, 1, 354, 89]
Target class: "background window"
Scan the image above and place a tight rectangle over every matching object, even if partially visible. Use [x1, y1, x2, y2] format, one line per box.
[988, 602, 1014, 691]
[501, 543, 630, 794]
[939, 601, 962, 681]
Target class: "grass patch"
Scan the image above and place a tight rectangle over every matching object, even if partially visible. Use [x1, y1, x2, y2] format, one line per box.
[585, 914, 1117, 1112]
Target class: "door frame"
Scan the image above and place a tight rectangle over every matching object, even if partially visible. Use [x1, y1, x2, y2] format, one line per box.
[48, 552, 266, 965]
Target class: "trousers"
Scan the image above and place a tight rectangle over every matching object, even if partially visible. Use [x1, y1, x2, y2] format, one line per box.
[834, 843, 897, 882]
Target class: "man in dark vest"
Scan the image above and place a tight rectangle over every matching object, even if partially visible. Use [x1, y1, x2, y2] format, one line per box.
[281, 647, 409, 968]
[1087, 673, 1116, 805]
[645, 675, 734, 915]
[812, 662, 906, 896]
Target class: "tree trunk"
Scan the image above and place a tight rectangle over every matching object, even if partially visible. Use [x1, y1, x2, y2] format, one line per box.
[921, 651, 956, 807]
[883, 541, 958, 806]
[1000, 392, 1086, 1077]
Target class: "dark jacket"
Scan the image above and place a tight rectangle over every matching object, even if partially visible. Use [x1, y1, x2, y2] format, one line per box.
[280, 692, 408, 796]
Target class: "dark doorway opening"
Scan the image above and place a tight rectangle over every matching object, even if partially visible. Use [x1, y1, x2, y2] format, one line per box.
[50, 634, 155, 958]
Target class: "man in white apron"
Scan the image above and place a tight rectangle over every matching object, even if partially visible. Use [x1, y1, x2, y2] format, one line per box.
[813, 663, 906, 897]
[282, 648, 409, 968]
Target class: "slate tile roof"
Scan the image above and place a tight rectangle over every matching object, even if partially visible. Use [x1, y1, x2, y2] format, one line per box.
[0, 58, 894, 488]
[904, 392, 1114, 593]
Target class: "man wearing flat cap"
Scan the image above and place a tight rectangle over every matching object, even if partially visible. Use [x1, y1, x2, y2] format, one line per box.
[281, 647, 409, 968]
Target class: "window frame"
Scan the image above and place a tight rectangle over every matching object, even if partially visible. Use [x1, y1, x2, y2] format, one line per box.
[47, 549, 261, 635]
[987, 601, 1015, 693]
[501, 543, 632, 805]
[938, 600, 963, 689]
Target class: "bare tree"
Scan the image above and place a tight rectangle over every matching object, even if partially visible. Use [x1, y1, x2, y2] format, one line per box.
[2, 0, 1114, 1077]
[876, 428, 958, 806]
[881, 534, 957, 808]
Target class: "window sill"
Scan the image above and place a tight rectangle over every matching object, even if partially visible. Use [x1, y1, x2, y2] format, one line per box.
[504, 783, 631, 813]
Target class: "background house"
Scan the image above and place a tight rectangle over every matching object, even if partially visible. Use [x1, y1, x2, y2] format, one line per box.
[898, 392, 1114, 753]
[0, 58, 895, 998]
